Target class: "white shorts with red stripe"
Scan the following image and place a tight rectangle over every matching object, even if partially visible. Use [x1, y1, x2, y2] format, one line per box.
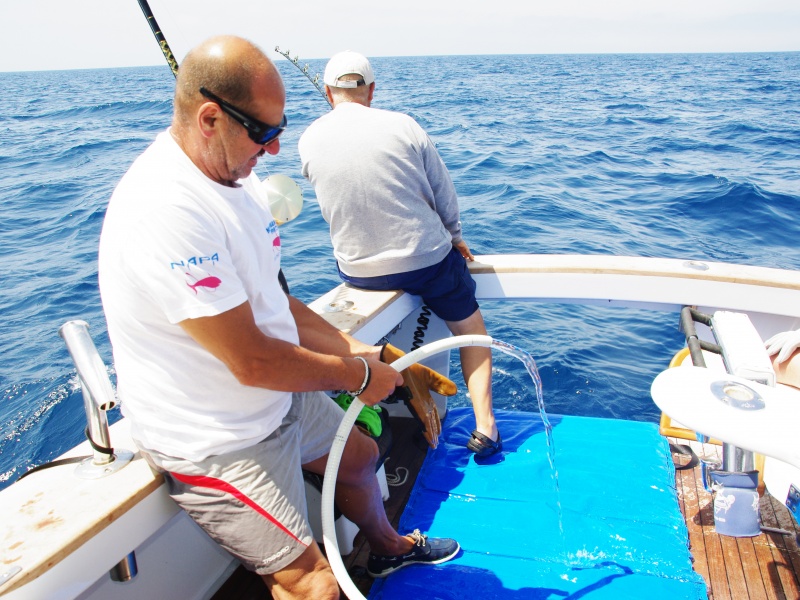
[138, 390, 345, 574]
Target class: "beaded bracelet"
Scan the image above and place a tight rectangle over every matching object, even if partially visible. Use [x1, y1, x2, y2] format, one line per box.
[350, 356, 371, 397]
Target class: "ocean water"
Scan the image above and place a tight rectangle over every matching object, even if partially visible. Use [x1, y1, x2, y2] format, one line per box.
[1, 52, 799, 490]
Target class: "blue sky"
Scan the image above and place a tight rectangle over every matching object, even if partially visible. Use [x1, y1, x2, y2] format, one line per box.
[1, 0, 798, 72]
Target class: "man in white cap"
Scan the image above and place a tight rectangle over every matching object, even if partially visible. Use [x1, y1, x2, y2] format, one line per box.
[299, 51, 501, 458]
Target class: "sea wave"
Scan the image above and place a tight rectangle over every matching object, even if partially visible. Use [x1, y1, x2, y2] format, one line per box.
[1, 52, 798, 489]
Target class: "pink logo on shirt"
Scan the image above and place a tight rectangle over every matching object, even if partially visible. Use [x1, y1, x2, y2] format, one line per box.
[186, 274, 222, 294]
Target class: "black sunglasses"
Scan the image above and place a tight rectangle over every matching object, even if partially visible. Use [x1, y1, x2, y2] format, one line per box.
[199, 87, 287, 146]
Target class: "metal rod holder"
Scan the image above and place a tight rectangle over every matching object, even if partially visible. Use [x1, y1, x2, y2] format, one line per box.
[59, 320, 132, 479]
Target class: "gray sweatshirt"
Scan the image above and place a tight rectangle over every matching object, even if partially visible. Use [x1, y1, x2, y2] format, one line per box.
[299, 102, 462, 278]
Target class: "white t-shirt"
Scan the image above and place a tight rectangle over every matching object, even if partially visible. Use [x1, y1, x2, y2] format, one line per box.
[98, 130, 298, 461]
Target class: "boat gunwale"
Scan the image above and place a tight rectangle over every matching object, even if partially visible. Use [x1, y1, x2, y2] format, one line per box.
[469, 254, 800, 291]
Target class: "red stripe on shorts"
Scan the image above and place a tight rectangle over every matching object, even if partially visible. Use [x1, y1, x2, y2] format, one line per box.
[170, 472, 306, 545]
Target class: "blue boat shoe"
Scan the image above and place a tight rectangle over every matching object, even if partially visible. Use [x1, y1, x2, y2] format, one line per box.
[367, 529, 460, 578]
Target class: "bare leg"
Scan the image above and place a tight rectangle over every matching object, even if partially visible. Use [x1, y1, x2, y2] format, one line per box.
[302, 428, 415, 557]
[446, 309, 497, 442]
[268, 427, 424, 597]
[262, 543, 339, 600]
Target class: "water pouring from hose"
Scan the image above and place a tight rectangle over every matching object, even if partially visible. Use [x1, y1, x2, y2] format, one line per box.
[321, 334, 560, 599]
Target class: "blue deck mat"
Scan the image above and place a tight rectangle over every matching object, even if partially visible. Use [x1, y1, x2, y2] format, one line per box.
[368, 407, 707, 599]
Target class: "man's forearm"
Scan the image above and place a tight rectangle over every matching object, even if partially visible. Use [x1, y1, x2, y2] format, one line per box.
[288, 295, 380, 360]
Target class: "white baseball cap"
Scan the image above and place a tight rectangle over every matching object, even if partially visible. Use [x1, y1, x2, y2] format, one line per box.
[323, 51, 375, 88]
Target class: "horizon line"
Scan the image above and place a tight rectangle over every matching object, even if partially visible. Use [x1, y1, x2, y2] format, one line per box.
[2, 49, 799, 75]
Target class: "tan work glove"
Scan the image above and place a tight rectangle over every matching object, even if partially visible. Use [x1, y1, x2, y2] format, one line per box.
[380, 343, 458, 449]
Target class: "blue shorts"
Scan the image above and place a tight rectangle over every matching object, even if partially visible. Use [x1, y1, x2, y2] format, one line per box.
[339, 247, 479, 322]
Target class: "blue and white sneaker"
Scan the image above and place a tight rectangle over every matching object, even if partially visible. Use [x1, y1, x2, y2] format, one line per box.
[367, 529, 460, 578]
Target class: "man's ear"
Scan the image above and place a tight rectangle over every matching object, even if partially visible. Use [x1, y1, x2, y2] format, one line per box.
[367, 82, 375, 106]
[197, 101, 221, 139]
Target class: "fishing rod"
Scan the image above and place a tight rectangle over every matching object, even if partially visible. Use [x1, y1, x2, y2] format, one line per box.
[134, 3, 326, 109]
[136, 0, 179, 77]
[274, 46, 332, 108]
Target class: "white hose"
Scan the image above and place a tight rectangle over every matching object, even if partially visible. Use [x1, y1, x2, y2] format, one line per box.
[321, 335, 494, 599]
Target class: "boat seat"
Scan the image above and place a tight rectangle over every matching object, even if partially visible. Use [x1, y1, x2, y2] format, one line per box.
[659, 347, 723, 444]
[658, 310, 792, 498]
[660, 310, 775, 447]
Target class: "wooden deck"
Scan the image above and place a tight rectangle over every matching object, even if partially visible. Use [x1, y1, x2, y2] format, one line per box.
[671, 439, 800, 600]
[212, 424, 800, 600]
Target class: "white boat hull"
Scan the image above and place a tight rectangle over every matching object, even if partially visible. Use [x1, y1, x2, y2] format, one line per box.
[4, 254, 800, 599]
